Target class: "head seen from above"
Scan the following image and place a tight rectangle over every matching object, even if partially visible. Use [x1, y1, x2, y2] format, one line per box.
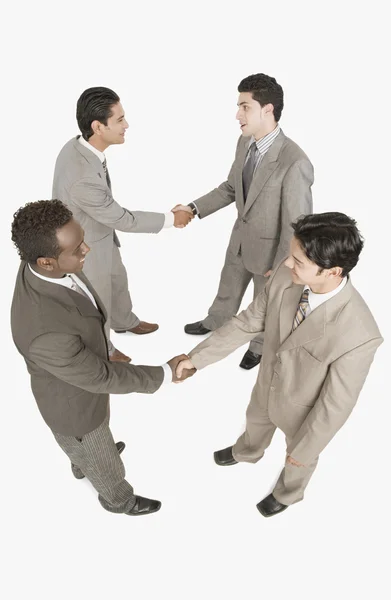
[236, 73, 284, 141]
[77, 86, 129, 151]
[284, 212, 364, 293]
[11, 200, 90, 278]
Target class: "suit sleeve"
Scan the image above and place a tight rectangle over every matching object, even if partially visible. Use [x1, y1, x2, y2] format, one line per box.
[29, 332, 164, 395]
[286, 337, 383, 465]
[70, 177, 165, 234]
[188, 265, 280, 369]
[193, 137, 242, 219]
[272, 159, 314, 267]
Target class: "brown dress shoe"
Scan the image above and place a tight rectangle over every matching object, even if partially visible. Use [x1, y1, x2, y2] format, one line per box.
[114, 321, 159, 335]
[109, 348, 132, 363]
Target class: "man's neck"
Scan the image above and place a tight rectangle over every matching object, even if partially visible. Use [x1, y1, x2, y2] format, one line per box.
[308, 277, 343, 295]
[254, 121, 278, 142]
[86, 135, 109, 153]
[30, 263, 66, 279]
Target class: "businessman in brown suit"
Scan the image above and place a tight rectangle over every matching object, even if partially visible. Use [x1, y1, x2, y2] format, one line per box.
[175, 213, 383, 517]
[11, 200, 193, 516]
[177, 73, 314, 370]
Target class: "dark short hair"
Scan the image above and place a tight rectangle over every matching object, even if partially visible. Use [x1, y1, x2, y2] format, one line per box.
[238, 73, 284, 121]
[11, 200, 73, 263]
[292, 212, 364, 277]
[76, 86, 120, 140]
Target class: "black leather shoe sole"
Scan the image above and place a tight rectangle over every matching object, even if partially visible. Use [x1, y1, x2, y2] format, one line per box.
[256, 494, 288, 518]
[184, 321, 211, 335]
[72, 441, 126, 480]
[126, 496, 162, 516]
[214, 446, 238, 466]
[239, 350, 261, 370]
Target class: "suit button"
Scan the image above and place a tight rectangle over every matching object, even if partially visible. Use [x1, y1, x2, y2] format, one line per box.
[270, 386, 275, 392]
[274, 372, 278, 378]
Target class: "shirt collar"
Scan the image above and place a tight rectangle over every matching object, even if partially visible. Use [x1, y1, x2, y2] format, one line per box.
[305, 277, 348, 312]
[28, 264, 76, 289]
[78, 135, 106, 163]
[250, 124, 281, 156]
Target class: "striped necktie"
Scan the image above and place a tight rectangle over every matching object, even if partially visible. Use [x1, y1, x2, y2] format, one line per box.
[292, 289, 310, 332]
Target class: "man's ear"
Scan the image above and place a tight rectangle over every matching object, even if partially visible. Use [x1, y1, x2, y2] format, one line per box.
[36, 257, 56, 272]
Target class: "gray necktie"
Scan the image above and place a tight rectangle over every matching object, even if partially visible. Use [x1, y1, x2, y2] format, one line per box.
[102, 159, 111, 189]
[69, 276, 90, 302]
[242, 142, 259, 202]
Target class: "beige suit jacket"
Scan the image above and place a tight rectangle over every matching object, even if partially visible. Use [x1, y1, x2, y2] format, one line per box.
[194, 131, 314, 274]
[189, 261, 383, 464]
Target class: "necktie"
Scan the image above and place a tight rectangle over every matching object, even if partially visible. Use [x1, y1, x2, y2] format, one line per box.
[69, 275, 91, 302]
[102, 159, 111, 189]
[292, 289, 310, 332]
[242, 142, 259, 202]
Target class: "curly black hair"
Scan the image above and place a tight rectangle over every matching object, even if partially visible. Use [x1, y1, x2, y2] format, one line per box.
[238, 73, 284, 122]
[11, 200, 73, 263]
[77, 86, 120, 140]
[292, 212, 364, 277]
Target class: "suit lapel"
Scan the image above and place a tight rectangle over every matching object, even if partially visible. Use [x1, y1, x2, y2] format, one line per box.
[77, 271, 107, 321]
[278, 277, 353, 353]
[73, 136, 106, 184]
[242, 131, 286, 216]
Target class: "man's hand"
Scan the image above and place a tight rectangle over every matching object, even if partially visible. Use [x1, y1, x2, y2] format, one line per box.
[264, 270, 273, 277]
[167, 354, 196, 383]
[286, 455, 305, 467]
[171, 204, 194, 228]
[176, 358, 197, 381]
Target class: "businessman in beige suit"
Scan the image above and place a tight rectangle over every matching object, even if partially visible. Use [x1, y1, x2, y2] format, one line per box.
[11, 200, 194, 516]
[175, 213, 383, 517]
[53, 87, 193, 363]
[178, 73, 314, 371]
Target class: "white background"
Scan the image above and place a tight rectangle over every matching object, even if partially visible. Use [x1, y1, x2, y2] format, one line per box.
[1, 1, 389, 598]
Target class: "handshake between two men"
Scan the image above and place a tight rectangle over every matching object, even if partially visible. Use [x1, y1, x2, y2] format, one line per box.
[170, 204, 194, 228]
[167, 354, 196, 382]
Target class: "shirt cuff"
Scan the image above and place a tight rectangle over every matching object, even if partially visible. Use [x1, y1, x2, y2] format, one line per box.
[161, 363, 172, 384]
[164, 212, 175, 228]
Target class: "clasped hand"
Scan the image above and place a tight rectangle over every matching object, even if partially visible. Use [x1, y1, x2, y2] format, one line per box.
[171, 204, 194, 228]
[167, 354, 197, 383]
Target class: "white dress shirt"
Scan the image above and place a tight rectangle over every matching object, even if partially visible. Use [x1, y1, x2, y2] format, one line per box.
[28, 265, 171, 384]
[304, 277, 347, 316]
[78, 136, 174, 228]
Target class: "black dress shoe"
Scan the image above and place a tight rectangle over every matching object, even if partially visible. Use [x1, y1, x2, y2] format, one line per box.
[256, 494, 288, 518]
[214, 446, 238, 466]
[239, 350, 261, 370]
[184, 321, 211, 335]
[71, 441, 126, 480]
[126, 495, 162, 516]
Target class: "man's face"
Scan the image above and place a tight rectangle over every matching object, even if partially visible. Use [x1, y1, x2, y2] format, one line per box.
[284, 236, 328, 287]
[236, 92, 272, 138]
[54, 219, 90, 274]
[98, 101, 129, 145]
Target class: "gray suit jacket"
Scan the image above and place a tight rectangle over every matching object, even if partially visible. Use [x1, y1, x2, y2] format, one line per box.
[194, 131, 314, 274]
[11, 262, 164, 437]
[189, 261, 383, 464]
[52, 137, 165, 247]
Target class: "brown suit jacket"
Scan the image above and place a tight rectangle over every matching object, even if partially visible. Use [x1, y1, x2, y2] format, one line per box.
[189, 261, 383, 464]
[11, 262, 164, 436]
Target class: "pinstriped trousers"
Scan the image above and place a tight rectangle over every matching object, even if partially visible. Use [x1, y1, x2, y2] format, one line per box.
[53, 415, 136, 513]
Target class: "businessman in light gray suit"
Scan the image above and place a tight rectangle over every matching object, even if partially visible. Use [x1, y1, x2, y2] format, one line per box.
[53, 87, 193, 363]
[177, 74, 314, 370]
